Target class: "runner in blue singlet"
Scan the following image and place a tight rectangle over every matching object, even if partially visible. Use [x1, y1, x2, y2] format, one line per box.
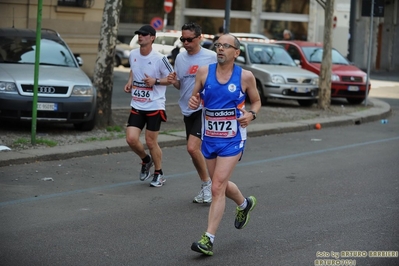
[188, 34, 262, 256]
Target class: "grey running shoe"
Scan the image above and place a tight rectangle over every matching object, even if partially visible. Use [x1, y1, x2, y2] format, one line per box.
[193, 181, 212, 203]
[191, 233, 213, 256]
[150, 173, 166, 187]
[139, 155, 153, 181]
[234, 196, 257, 229]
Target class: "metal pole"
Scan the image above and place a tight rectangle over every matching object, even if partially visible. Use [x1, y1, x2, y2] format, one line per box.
[364, 0, 374, 106]
[224, 0, 231, 33]
[348, 0, 356, 62]
[31, 0, 43, 145]
[163, 13, 167, 33]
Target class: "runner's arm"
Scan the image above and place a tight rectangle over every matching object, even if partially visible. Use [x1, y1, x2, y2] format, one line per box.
[189, 65, 208, 109]
[124, 70, 133, 93]
[238, 69, 261, 123]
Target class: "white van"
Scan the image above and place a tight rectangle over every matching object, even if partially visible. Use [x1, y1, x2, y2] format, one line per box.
[130, 31, 182, 55]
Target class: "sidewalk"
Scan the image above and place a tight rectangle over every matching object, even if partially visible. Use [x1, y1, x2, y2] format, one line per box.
[0, 97, 391, 167]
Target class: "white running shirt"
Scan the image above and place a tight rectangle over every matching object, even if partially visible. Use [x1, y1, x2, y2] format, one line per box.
[128, 49, 173, 110]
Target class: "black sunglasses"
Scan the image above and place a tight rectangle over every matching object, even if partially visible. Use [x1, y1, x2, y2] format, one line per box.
[180, 36, 199, 43]
[138, 32, 150, 36]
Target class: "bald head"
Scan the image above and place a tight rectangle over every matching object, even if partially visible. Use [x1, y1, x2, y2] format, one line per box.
[218, 34, 240, 49]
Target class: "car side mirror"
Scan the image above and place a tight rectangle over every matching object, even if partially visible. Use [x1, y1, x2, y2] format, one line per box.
[294, 59, 301, 67]
[236, 56, 245, 64]
[74, 54, 83, 66]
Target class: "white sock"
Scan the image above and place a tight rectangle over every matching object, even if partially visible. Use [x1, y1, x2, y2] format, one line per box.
[238, 198, 248, 210]
[202, 179, 211, 186]
[205, 232, 215, 243]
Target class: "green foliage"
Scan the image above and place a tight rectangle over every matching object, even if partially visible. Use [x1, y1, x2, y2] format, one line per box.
[36, 139, 58, 147]
[13, 138, 57, 147]
[106, 125, 123, 132]
[13, 138, 29, 145]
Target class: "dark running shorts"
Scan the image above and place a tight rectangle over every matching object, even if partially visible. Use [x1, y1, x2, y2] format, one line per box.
[183, 109, 202, 140]
[127, 107, 167, 131]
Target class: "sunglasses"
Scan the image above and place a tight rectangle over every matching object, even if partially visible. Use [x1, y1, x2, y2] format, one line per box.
[180, 36, 199, 43]
[138, 32, 150, 36]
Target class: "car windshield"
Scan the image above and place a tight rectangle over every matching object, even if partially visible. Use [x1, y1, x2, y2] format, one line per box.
[302, 47, 349, 65]
[154, 36, 179, 46]
[0, 36, 77, 67]
[248, 44, 296, 66]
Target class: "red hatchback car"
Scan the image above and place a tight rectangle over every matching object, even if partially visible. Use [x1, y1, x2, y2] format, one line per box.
[276, 41, 370, 104]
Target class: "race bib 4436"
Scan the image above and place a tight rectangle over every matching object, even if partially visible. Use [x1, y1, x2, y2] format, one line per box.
[132, 86, 152, 102]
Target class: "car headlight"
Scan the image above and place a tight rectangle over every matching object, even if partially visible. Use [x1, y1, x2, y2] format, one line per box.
[311, 77, 319, 85]
[363, 75, 368, 82]
[0, 81, 18, 93]
[72, 85, 94, 96]
[331, 74, 340, 81]
[271, 75, 285, 84]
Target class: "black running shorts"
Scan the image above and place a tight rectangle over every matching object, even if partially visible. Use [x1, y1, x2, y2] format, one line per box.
[183, 109, 202, 140]
[127, 107, 167, 131]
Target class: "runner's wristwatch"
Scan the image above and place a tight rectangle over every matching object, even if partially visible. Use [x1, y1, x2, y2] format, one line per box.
[249, 110, 257, 121]
[155, 79, 160, 85]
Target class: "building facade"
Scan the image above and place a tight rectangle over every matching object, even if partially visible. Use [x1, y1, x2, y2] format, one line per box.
[350, 0, 399, 72]
[1, 0, 397, 77]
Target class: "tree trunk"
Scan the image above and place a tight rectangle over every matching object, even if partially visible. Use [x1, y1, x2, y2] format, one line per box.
[92, 0, 122, 128]
[318, 0, 334, 110]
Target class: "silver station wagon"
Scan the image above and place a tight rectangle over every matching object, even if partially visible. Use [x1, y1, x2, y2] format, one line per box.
[0, 28, 97, 131]
[235, 40, 319, 107]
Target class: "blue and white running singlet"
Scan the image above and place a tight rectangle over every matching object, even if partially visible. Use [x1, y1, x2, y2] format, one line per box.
[200, 63, 247, 143]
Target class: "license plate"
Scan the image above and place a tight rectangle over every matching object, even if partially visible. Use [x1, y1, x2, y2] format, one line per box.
[37, 102, 58, 111]
[292, 87, 309, 93]
[348, 86, 359, 91]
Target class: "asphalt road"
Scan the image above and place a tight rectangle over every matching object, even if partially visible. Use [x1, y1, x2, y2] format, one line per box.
[0, 74, 398, 265]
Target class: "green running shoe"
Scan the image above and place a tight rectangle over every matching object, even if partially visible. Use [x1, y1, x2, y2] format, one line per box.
[191, 233, 213, 256]
[235, 196, 257, 229]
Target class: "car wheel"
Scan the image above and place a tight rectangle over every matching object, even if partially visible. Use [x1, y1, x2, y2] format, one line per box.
[167, 55, 174, 65]
[114, 56, 121, 67]
[346, 97, 365, 105]
[74, 118, 96, 131]
[256, 80, 267, 106]
[297, 99, 315, 107]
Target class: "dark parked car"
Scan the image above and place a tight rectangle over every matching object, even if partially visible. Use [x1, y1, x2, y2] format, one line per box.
[276, 40, 370, 104]
[115, 40, 131, 67]
[0, 27, 97, 131]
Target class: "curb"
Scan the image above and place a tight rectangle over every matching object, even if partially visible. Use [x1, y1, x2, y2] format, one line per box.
[0, 98, 391, 167]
